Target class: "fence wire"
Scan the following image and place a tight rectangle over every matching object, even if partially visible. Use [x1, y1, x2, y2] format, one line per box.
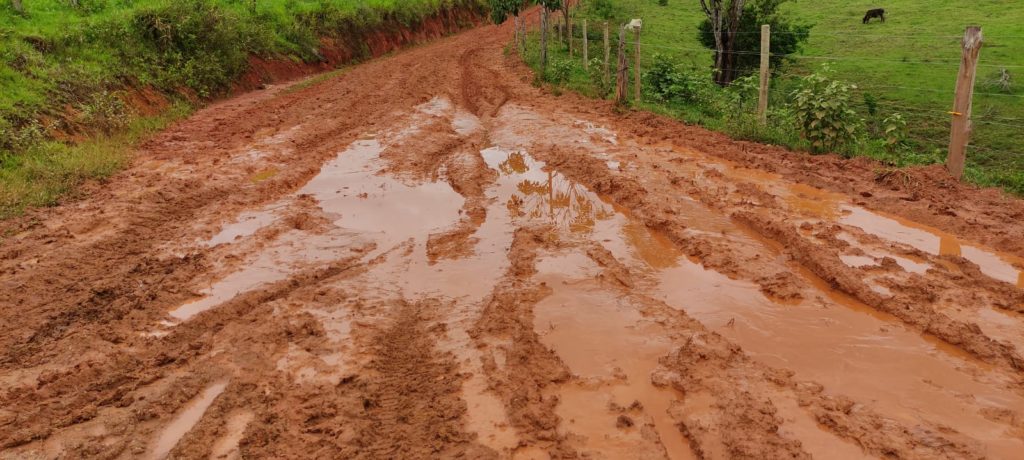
[526, 12, 1022, 165]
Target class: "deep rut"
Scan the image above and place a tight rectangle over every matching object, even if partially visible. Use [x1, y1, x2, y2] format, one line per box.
[3, 11, 1024, 460]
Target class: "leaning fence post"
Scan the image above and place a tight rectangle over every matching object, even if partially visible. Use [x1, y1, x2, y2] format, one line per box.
[633, 20, 642, 103]
[583, 19, 589, 70]
[947, 26, 983, 180]
[616, 25, 628, 105]
[541, 8, 549, 69]
[758, 24, 771, 123]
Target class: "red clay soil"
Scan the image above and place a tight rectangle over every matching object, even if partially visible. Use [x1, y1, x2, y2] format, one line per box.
[2, 10, 1024, 460]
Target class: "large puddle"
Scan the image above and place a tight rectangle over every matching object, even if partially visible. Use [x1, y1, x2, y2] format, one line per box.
[172, 99, 1024, 456]
[485, 106, 1024, 456]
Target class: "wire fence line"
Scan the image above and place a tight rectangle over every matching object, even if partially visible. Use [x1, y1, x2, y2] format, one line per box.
[527, 12, 1022, 165]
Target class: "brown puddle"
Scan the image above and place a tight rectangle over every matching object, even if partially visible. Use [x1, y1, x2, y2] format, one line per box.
[168, 113, 464, 323]
[682, 145, 1024, 288]
[147, 381, 228, 460]
[644, 223, 1024, 456]
[209, 410, 253, 460]
[534, 266, 695, 460]
[489, 107, 1024, 456]
[841, 205, 1024, 286]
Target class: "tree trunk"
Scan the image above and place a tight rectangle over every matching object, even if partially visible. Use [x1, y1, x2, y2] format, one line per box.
[12, 0, 24, 13]
[566, 8, 573, 57]
[701, 0, 745, 86]
[722, 0, 745, 85]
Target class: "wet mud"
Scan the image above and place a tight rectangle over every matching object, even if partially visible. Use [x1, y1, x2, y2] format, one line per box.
[2, 11, 1024, 460]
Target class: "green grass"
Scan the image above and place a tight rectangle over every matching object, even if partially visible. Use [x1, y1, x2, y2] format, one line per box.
[0, 0, 485, 217]
[527, 0, 1024, 194]
[0, 102, 191, 218]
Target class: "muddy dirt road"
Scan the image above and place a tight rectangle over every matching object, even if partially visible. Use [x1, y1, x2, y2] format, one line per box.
[3, 16, 1024, 460]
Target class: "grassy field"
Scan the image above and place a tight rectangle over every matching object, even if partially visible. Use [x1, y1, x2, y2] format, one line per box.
[526, 0, 1024, 193]
[0, 0, 482, 217]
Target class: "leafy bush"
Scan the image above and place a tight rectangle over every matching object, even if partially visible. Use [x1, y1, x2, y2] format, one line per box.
[126, 1, 267, 97]
[547, 58, 575, 84]
[587, 57, 612, 97]
[882, 112, 907, 152]
[644, 54, 716, 106]
[79, 90, 132, 134]
[790, 66, 862, 153]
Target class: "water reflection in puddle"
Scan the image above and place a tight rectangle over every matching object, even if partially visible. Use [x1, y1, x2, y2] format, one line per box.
[299, 139, 464, 240]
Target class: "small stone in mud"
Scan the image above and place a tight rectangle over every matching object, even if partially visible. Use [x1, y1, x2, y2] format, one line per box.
[616, 414, 635, 429]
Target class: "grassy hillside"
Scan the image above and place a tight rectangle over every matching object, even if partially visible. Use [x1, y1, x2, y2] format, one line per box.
[527, 0, 1024, 193]
[0, 0, 484, 217]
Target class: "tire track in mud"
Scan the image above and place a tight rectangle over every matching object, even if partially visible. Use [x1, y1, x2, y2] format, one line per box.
[4, 14, 1024, 460]
[342, 298, 493, 459]
[470, 227, 576, 457]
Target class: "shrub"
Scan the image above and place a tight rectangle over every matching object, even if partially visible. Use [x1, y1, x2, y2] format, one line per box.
[882, 112, 907, 152]
[547, 58, 575, 84]
[790, 66, 862, 153]
[587, 57, 612, 97]
[79, 90, 132, 134]
[644, 54, 716, 106]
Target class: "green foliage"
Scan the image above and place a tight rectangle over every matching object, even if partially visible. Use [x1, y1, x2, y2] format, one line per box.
[489, 0, 525, 24]
[0, 0, 487, 217]
[587, 57, 611, 97]
[644, 54, 716, 106]
[547, 57, 575, 84]
[790, 66, 862, 153]
[78, 90, 131, 134]
[882, 112, 907, 151]
[583, 0, 621, 22]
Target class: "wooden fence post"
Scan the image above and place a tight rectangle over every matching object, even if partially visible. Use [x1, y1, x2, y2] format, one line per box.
[514, 15, 521, 52]
[757, 24, 770, 123]
[616, 26, 628, 105]
[583, 19, 589, 70]
[634, 24, 641, 103]
[541, 8, 549, 70]
[947, 26, 983, 180]
[603, 22, 611, 86]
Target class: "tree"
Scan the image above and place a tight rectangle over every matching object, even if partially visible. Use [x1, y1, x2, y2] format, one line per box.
[698, 0, 746, 86]
[12, 0, 24, 14]
[698, 0, 809, 81]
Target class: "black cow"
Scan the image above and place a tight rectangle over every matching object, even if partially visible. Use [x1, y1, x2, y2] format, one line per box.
[863, 8, 886, 24]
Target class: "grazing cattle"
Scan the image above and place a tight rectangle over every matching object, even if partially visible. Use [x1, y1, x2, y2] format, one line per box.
[863, 8, 886, 24]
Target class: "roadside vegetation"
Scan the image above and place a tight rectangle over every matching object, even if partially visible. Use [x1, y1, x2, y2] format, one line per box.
[0, 0, 485, 217]
[519, 0, 1024, 194]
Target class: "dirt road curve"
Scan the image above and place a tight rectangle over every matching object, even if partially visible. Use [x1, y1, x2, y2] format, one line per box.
[3, 17, 1024, 460]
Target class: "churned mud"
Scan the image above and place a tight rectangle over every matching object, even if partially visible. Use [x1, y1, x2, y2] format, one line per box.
[3, 11, 1024, 460]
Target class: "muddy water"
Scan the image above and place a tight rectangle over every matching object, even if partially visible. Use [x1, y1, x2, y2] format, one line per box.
[487, 106, 1024, 456]
[841, 205, 1024, 286]
[159, 97, 1024, 457]
[147, 382, 228, 460]
[534, 266, 694, 460]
